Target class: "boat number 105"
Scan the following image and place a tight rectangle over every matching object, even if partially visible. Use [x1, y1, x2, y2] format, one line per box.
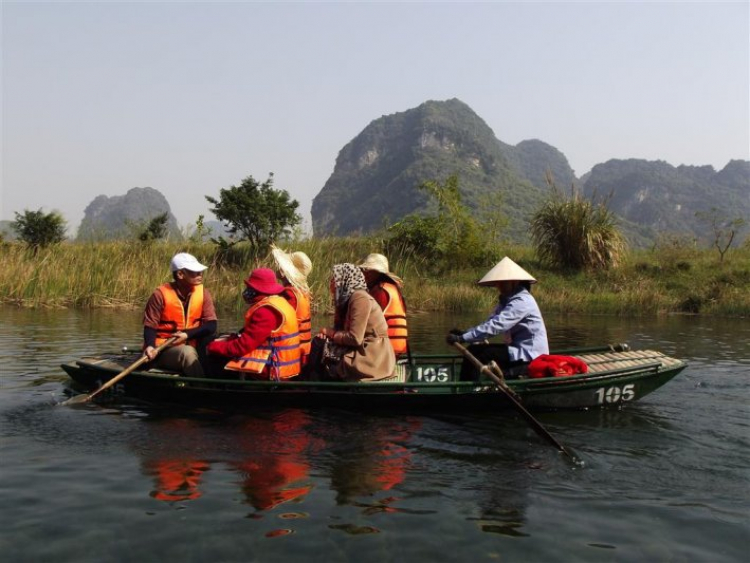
[595, 384, 635, 404]
[415, 367, 450, 382]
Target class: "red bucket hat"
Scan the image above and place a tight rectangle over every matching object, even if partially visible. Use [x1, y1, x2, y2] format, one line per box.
[244, 268, 284, 295]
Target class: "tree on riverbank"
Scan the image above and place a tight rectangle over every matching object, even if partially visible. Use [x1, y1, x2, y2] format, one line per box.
[387, 174, 492, 270]
[11, 209, 67, 253]
[206, 173, 301, 249]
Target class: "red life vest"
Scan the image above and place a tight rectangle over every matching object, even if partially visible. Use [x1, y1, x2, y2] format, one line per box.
[380, 282, 408, 356]
[224, 295, 301, 380]
[154, 283, 204, 347]
[528, 355, 589, 379]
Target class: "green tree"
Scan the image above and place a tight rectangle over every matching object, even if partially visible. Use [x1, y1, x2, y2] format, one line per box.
[190, 214, 213, 243]
[388, 174, 484, 269]
[695, 207, 746, 263]
[206, 173, 301, 248]
[11, 209, 67, 252]
[476, 190, 508, 244]
[138, 212, 169, 242]
[531, 180, 625, 270]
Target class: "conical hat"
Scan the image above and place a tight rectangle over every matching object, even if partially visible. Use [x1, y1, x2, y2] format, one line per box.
[270, 244, 309, 293]
[477, 257, 537, 286]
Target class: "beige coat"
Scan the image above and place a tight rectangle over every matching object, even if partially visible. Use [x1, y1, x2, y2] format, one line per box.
[331, 289, 396, 381]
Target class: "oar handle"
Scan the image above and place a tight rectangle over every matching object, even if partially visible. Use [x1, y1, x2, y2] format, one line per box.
[452, 341, 578, 461]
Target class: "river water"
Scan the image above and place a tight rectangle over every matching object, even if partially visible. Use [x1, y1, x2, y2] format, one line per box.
[1, 307, 748, 563]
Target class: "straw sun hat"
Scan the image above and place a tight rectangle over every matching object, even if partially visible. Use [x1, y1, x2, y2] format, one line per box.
[477, 257, 537, 287]
[271, 244, 310, 293]
[290, 251, 312, 277]
[358, 253, 403, 286]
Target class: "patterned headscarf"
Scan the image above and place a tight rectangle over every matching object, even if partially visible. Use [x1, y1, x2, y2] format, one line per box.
[332, 263, 367, 309]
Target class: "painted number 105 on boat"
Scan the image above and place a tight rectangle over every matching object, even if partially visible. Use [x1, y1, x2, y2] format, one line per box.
[595, 383, 636, 405]
[414, 366, 451, 383]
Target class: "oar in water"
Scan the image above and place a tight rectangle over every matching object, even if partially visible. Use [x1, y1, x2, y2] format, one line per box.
[452, 341, 578, 462]
[62, 336, 179, 406]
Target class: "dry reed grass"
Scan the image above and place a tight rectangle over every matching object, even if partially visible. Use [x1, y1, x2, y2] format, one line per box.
[1, 239, 748, 316]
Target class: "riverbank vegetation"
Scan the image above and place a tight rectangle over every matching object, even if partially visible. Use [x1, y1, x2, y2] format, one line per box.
[1, 236, 748, 316]
[4, 173, 747, 316]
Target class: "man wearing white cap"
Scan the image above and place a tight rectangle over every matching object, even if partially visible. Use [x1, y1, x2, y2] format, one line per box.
[446, 257, 549, 378]
[142, 252, 218, 376]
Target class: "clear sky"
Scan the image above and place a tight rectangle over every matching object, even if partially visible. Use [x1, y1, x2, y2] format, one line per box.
[2, 1, 748, 236]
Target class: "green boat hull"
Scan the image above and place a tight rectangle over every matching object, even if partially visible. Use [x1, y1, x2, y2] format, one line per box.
[61, 344, 687, 412]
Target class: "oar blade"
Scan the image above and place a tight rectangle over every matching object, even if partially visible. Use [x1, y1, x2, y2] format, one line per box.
[60, 393, 93, 406]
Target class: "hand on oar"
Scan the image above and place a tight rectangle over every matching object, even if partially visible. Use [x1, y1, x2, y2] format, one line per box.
[451, 341, 579, 463]
[62, 336, 179, 406]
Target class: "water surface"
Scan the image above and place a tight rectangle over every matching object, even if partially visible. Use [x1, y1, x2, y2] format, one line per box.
[1, 308, 748, 562]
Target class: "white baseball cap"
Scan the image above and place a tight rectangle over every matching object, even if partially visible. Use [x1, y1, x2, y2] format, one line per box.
[170, 252, 208, 273]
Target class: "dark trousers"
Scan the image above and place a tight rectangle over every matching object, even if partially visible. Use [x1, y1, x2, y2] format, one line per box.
[459, 344, 526, 381]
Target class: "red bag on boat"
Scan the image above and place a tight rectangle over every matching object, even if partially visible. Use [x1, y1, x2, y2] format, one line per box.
[528, 355, 588, 379]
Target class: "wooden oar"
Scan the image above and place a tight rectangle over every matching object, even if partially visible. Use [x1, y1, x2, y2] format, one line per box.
[62, 336, 178, 406]
[452, 342, 578, 462]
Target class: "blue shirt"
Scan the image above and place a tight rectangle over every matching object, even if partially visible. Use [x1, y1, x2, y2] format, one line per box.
[462, 287, 549, 362]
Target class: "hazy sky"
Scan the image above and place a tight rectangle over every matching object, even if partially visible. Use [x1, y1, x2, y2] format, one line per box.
[2, 1, 748, 236]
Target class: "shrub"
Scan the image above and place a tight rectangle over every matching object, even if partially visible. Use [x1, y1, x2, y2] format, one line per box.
[11, 209, 67, 252]
[531, 185, 625, 270]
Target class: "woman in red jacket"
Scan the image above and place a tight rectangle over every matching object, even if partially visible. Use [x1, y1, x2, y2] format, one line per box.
[205, 268, 301, 380]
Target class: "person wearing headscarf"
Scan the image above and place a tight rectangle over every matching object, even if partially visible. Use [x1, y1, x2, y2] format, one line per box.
[358, 253, 408, 357]
[446, 257, 549, 378]
[271, 244, 313, 365]
[206, 268, 301, 380]
[317, 263, 395, 382]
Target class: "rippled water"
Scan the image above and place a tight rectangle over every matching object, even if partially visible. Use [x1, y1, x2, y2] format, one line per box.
[1, 307, 748, 562]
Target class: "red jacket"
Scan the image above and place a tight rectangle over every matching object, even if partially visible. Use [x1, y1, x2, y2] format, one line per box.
[528, 355, 588, 378]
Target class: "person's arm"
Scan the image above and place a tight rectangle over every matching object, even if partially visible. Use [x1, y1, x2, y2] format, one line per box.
[463, 295, 531, 342]
[332, 292, 371, 347]
[143, 290, 164, 357]
[207, 306, 279, 358]
[185, 320, 217, 341]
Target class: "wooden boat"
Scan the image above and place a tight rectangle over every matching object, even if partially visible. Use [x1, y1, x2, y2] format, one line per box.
[61, 343, 687, 412]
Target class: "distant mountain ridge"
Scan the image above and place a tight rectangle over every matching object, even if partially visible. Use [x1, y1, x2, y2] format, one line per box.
[77, 187, 181, 241]
[311, 98, 748, 246]
[312, 98, 575, 241]
[582, 159, 749, 242]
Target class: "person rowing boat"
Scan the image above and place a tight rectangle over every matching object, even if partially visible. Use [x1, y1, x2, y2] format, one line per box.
[445, 257, 549, 380]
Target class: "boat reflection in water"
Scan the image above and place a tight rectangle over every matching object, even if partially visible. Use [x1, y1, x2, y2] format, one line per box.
[135, 409, 422, 523]
[231, 410, 317, 512]
[328, 415, 421, 508]
[145, 458, 211, 502]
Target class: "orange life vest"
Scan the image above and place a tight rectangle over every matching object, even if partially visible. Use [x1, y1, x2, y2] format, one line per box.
[224, 295, 301, 380]
[380, 282, 408, 355]
[287, 286, 312, 359]
[154, 283, 204, 347]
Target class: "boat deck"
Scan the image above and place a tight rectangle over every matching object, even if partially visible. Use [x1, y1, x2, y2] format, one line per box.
[575, 350, 683, 374]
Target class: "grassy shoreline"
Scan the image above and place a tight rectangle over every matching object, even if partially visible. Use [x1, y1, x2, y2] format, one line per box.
[1, 239, 748, 316]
